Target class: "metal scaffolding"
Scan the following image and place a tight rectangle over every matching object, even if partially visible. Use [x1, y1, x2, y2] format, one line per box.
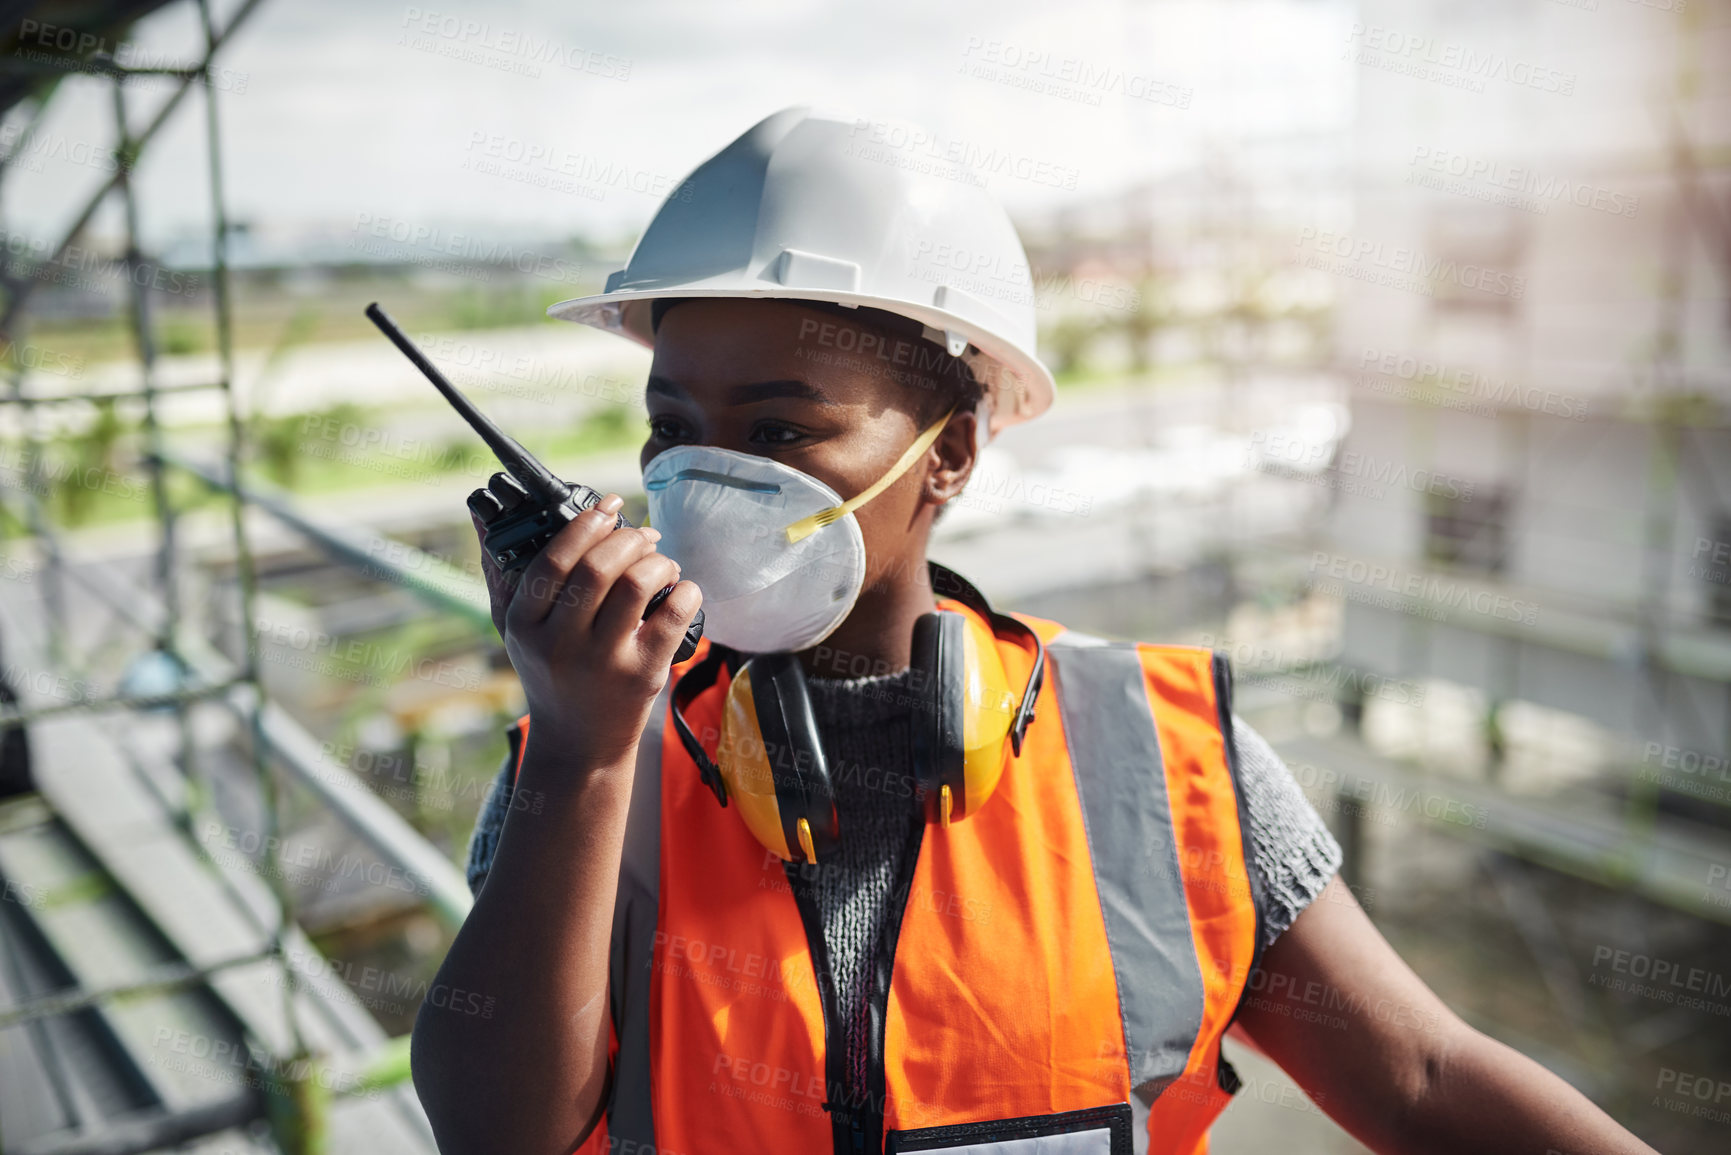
[0, 3, 464, 1151]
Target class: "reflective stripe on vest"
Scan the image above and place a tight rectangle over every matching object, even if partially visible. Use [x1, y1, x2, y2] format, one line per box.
[511, 609, 1260, 1155]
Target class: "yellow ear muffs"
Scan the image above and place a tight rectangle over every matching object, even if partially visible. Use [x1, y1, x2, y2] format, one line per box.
[909, 610, 1019, 825]
[956, 610, 1019, 821]
[668, 563, 1045, 862]
[717, 652, 839, 864]
[716, 667, 792, 859]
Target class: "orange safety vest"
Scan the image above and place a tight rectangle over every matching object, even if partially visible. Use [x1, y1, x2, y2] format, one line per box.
[498, 597, 1266, 1155]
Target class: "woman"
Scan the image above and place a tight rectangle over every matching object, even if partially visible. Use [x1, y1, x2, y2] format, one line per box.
[410, 109, 1657, 1155]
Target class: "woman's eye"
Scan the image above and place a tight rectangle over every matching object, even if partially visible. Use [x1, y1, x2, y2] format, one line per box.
[648, 416, 687, 441]
[751, 422, 804, 446]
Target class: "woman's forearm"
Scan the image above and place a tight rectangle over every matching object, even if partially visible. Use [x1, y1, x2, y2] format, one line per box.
[410, 745, 637, 1155]
[1236, 876, 1658, 1155]
[1399, 1024, 1659, 1155]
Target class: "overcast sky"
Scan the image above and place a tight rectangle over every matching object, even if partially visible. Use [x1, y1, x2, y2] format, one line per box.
[2, 0, 1355, 253]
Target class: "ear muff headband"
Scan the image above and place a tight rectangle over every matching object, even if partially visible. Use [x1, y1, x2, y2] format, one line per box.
[671, 641, 735, 807]
[909, 611, 965, 826]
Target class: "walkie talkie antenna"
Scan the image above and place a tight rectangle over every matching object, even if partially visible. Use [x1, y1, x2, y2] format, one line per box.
[364, 302, 568, 507]
[366, 300, 705, 664]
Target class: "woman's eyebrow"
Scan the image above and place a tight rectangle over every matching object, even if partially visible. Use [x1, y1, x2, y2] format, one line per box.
[647, 374, 836, 407]
[645, 374, 686, 400]
[728, 379, 835, 406]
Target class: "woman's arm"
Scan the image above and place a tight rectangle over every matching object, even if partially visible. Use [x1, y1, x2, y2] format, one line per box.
[410, 497, 700, 1155]
[412, 742, 635, 1154]
[1233, 873, 1659, 1155]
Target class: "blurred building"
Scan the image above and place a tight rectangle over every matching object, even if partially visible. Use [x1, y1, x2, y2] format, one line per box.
[1323, 0, 1731, 802]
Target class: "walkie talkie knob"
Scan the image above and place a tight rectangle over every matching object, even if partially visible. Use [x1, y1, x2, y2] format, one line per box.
[488, 472, 529, 510]
[467, 488, 506, 523]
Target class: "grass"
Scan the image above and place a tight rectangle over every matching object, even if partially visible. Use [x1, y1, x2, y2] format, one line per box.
[0, 400, 647, 537]
[24, 275, 601, 366]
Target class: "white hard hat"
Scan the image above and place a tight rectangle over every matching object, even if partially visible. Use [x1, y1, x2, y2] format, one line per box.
[547, 106, 1055, 437]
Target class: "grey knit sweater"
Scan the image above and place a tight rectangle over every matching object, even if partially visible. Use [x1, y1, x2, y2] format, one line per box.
[464, 668, 1342, 1108]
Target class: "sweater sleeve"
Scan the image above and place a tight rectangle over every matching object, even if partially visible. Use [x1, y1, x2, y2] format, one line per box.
[1231, 716, 1344, 950]
[463, 752, 515, 897]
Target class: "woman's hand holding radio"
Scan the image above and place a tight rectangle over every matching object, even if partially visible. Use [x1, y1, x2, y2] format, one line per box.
[472, 491, 703, 774]
[419, 490, 699, 1155]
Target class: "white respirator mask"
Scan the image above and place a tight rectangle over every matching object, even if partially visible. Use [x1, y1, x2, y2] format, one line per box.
[643, 407, 954, 654]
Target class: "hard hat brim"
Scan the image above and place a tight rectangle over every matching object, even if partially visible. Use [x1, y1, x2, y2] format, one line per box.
[547, 286, 1055, 438]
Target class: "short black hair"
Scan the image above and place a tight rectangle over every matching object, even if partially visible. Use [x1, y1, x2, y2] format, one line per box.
[650, 296, 985, 425]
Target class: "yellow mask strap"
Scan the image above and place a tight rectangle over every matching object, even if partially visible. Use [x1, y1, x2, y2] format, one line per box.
[782, 404, 957, 544]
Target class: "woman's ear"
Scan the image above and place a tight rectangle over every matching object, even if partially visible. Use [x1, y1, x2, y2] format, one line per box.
[925, 408, 979, 507]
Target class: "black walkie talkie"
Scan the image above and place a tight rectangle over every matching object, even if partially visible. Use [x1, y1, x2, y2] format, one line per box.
[365, 303, 703, 664]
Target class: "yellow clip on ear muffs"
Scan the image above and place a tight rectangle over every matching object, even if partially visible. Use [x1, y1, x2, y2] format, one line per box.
[670, 563, 1045, 864]
[716, 650, 840, 863]
[909, 608, 1019, 827]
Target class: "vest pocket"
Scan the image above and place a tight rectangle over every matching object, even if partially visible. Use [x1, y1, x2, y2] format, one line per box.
[884, 1102, 1132, 1153]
